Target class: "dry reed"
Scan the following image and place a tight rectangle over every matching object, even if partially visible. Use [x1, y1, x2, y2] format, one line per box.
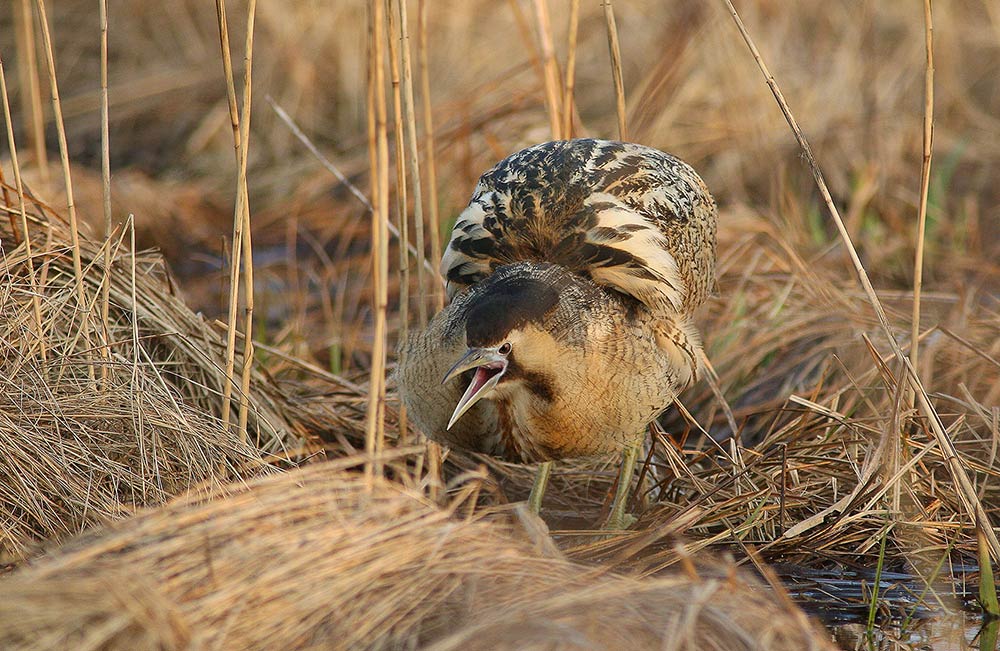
[561, 0, 580, 139]
[417, 0, 444, 313]
[97, 0, 112, 382]
[233, 0, 259, 442]
[387, 0, 411, 446]
[565, 215, 999, 577]
[365, 0, 391, 483]
[602, 0, 627, 141]
[215, 0, 245, 435]
[1, 2, 998, 647]
[34, 0, 91, 377]
[532, 0, 563, 140]
[717, 0, 1000, 560]
[0, 461, 835, 651]
[213, 0, 259, 444]
[12, 0, 47, 181]
[909, 0, 934, 381]
[0, 55, 45, 358]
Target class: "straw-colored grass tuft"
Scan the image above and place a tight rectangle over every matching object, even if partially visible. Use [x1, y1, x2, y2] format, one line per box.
[0, 461, 835, 651]
[0, 197, 298, 561]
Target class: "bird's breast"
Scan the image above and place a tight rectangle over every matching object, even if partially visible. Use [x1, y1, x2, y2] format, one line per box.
[490, 381, 646, 463]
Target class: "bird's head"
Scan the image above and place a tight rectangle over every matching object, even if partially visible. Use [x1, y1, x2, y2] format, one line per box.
[441, 273, 566, 430]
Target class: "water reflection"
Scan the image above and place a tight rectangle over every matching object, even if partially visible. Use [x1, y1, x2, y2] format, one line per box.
[774, 564, 994, 649]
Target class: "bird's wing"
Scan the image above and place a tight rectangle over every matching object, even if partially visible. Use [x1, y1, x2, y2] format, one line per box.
[440, 139, 717, 318]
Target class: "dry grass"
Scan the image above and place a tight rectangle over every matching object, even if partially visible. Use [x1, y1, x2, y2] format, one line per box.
[600, 187, 1000, 570]
[6, 2, 996, 216]
[3, 2, 995, 369]
[0, 461, 835, 651]
[0, 200, 297, 561]
[1, 0, 999, 648]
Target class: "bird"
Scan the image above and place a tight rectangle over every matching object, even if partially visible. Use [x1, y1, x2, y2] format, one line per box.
[397, 138, 717, 528]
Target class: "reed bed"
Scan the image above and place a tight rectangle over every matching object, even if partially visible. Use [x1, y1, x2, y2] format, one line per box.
[1, 0, 999, 648]
[4, 1, 996, 367]
[458, 210, 1000, 580]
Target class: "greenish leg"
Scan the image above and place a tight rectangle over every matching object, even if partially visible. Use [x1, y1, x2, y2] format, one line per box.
[604, 443, 640, 530]
[527, 461, 553, 514]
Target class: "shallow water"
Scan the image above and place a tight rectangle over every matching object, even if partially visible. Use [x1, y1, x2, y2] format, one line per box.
[775, 564, 996, 650]
[830, 617, 994, 651]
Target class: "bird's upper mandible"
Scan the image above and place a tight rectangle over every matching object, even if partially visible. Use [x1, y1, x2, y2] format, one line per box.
[440, 139, 717, 320]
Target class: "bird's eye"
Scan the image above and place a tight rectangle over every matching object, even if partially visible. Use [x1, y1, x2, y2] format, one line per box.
[498, 342, 512, 356]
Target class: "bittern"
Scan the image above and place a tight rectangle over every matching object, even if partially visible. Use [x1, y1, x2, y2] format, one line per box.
[398, 139, 717, 528]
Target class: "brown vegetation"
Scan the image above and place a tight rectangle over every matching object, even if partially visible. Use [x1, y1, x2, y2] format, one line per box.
[1, 0, 998, 649]
[0, 462, 836, 651]
[0, 204, 285, 559]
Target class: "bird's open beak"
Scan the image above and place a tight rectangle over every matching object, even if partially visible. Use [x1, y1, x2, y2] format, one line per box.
[442, 347, 508, 430]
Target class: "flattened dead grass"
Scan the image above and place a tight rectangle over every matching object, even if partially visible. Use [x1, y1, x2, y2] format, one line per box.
[0, 461, 835, 651]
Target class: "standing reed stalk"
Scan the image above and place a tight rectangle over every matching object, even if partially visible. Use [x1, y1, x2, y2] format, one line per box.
[98, 0, 113, 384]
[35, 0, 92, 379]
[532, 0, 563, 139]
[397, 0, 428, 327]
[417, 0, 443, 499]
[14, 0, 48, 182]
[0, 56, 46, 361]
[603, 0, 628, 141]
[910, 0, 934, 384]
[388, 0, 410, 446]
[365, 0, 391, 486]
[215, 0, 245, 437]
[214, 0, 259, 445]
[365, 8, 378, 488]
[894, 0, 935, 515]
[234, 0, 258, 442]
[418, 0, 444, 313]
[562, 0, 580, 139]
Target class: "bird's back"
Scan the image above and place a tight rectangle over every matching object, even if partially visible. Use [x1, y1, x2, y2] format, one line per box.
[441, 139, 717, 320]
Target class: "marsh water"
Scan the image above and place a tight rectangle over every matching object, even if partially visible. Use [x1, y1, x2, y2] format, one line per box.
[775, 564, 996, 650]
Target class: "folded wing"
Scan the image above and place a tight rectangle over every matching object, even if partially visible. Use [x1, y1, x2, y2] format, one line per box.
[440, 139, 717, 320]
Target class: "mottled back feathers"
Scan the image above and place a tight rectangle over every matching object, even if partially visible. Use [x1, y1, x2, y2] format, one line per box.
[441, 139, 717, 320]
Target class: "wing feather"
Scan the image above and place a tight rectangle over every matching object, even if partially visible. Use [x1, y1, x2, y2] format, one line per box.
[441, 139, 717, 319]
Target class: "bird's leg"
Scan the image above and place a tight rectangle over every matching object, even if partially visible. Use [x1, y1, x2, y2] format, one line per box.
[604, 443, 640, 530]
[527, 461, 553, 514]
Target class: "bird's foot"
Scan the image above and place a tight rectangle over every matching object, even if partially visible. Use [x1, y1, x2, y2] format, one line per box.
[600, 443, 641, 532]
[602, 510, 637, 531]
[527, 461, 553, 514]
